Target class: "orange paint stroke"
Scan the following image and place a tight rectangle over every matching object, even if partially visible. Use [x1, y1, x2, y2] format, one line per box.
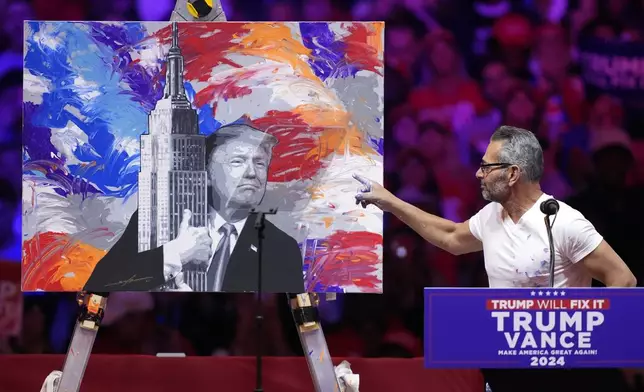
[292, 104, 350, 128]
[367, 22, 385, 55]
[153, 22, 333, 113]
[307, 125, 374, 161]
[291, 104, 375, 159]
[322, 216, 334, 228]
[236, 23, 316, 81]
[22, 232, 107, 291]
[308, 186, 325, 200]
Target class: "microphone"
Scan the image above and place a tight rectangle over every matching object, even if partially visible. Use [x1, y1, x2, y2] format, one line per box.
[540, 198, 559, 288]
[540, 198, 559, 216]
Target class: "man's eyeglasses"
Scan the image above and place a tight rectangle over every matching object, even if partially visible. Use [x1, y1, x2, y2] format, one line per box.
[479, 162, 513, 175]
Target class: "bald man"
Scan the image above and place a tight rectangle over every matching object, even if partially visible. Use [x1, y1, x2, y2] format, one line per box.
[84, 124, 305, 293]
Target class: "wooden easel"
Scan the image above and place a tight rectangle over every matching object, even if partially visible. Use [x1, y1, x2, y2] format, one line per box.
[48, 291, 340, 392]
[42, 3, 343, 391]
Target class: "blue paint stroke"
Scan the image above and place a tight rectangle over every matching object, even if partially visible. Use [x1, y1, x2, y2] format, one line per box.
[197, 104, 221, 136]
[187, 82, 221, 136]
[22, 102, 102, 198]
[23, 21, 166, 198]
[299, 22, 358, 81]
[368, 135, 384, 156]
[185, 81, 196, 105]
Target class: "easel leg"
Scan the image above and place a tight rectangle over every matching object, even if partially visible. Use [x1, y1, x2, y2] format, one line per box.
[48, 292, 107, 392]
[289, 293, 341, 392]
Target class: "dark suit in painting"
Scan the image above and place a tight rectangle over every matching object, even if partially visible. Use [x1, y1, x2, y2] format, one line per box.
[85, 119, 307, 293]
[83, 209, 305, 293]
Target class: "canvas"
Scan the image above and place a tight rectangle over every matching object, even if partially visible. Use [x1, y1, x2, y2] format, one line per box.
[22, 21, 384, 294]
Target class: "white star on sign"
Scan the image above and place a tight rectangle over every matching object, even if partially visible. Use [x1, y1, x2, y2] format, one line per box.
[531, 291, 536, 296]
[538, 291, 544, 296]
[553, 291, 559, 296]
[546, 291, 551, 296]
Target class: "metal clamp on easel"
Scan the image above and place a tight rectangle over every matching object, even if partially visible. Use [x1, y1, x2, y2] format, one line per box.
[76, 292, 107, 330]
[290, 293, 338, 328]
[40, 292, 108, 392]
[288, 293, 344, 392]
[171, 0, 227, 21]
[186, 0, 213, 18]
[290, 293, 320, 331]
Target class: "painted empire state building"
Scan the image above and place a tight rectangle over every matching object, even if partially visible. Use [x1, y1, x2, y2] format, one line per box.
[138, 22, 208, 252]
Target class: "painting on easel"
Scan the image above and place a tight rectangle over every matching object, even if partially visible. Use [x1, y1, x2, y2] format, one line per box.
[22, 21, 384, 293]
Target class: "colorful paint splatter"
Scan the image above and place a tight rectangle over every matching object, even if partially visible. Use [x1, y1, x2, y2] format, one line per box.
[22, 22, 384, 293]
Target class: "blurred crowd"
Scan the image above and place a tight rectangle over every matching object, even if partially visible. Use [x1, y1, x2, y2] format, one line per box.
[1, 1, 644, 388]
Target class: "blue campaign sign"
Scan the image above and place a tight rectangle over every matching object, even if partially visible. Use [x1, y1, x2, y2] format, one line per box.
[424, 288, 644, 369]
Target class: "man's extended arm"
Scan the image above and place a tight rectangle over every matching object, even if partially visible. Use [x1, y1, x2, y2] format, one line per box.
[387, 197, 483, 256]
[353, 174, 482, 256]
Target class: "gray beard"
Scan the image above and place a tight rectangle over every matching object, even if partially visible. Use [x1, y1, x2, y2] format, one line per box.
[482, 188, 492, 201]
[481, 178, 509, 203]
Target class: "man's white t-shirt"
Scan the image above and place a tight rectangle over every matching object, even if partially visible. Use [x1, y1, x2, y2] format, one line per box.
[468, 193, 603, 288]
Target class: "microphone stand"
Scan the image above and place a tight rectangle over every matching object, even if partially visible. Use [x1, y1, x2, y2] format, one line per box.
[251, 207, 277, 392]
[544, 215, 556, 288]
[541, 198, 559, 288]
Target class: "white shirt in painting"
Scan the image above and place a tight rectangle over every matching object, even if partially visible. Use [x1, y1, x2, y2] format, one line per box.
[468, 193, 603, 288]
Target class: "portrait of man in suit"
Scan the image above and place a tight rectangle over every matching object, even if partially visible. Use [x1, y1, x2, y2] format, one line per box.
[83, 123, 305, 293]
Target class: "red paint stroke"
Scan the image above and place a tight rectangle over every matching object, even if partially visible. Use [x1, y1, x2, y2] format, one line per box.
[306, 231, 382, 292]
[193, 69, 261, 108]
[150, 24, 263, 108]
[251, 110, 328, 182]
[342, 24, 383, 76]
[148, 23, 249, 82]
[22, 232, 108, 292]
